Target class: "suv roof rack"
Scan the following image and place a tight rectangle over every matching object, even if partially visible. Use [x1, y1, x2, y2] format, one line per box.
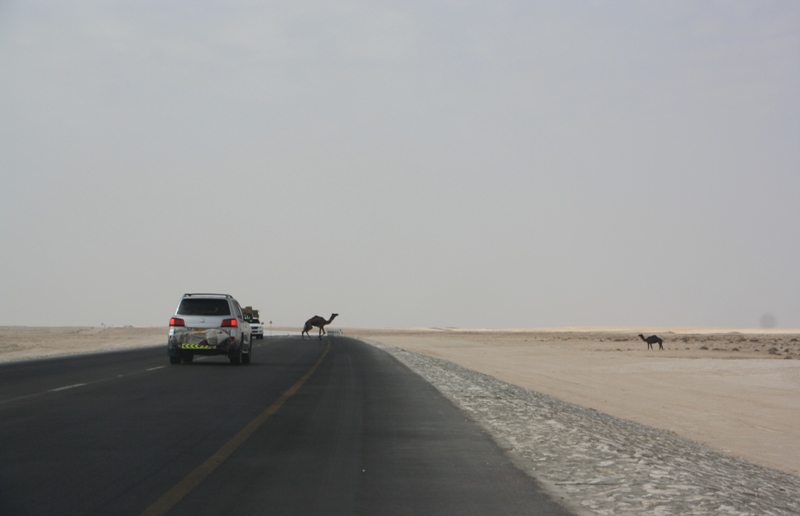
[182, 293, 233, 298]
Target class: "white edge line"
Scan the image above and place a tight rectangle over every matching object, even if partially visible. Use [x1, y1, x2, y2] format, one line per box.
[49, 383, 88, 392]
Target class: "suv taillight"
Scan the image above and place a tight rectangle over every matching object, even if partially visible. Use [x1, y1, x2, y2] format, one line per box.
[170, 317, 185, 327]
[221, 318, 238, 328]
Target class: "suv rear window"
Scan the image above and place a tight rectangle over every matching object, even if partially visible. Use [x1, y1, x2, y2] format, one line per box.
[177, 298, 231, 316]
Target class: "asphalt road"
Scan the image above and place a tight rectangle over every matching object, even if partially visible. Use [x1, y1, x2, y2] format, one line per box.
[0, 336, 571, 515]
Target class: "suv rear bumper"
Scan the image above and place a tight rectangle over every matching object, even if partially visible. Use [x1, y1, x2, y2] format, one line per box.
[168, 333, 240, 358]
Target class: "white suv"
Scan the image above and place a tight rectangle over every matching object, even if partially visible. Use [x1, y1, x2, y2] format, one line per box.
[167, 293, 253, 365]
[249, 318, 264, 339]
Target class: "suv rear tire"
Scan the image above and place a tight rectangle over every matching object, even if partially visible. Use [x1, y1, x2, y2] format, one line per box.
[169, 355, 181, 365]
[229, 343, 242, 365]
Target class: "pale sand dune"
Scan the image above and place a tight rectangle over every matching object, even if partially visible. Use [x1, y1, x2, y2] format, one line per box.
[2, 325, 798, 476]
[347, 327, 800, 476]
[0, 326, 166, 363]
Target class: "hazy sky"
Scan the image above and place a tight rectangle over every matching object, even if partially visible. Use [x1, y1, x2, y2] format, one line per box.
[1, 1, 798, 329]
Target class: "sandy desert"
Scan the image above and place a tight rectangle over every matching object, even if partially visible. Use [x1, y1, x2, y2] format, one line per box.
[1, 325, 798, 477]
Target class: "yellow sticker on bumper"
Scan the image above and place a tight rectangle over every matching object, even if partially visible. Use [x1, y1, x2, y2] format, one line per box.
[182, 344, 214, 350]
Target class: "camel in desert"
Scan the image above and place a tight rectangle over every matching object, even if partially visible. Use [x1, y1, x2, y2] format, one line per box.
[638, 334, 663, 350]
[302, 313, 339, 339]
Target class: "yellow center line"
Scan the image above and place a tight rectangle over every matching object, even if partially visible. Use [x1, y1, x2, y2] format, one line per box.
[140, 341, 331, 516]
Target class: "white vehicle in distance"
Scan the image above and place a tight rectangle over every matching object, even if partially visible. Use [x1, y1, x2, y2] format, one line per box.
[249, 317, 264, 339]
[168, 293, 253, 365]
